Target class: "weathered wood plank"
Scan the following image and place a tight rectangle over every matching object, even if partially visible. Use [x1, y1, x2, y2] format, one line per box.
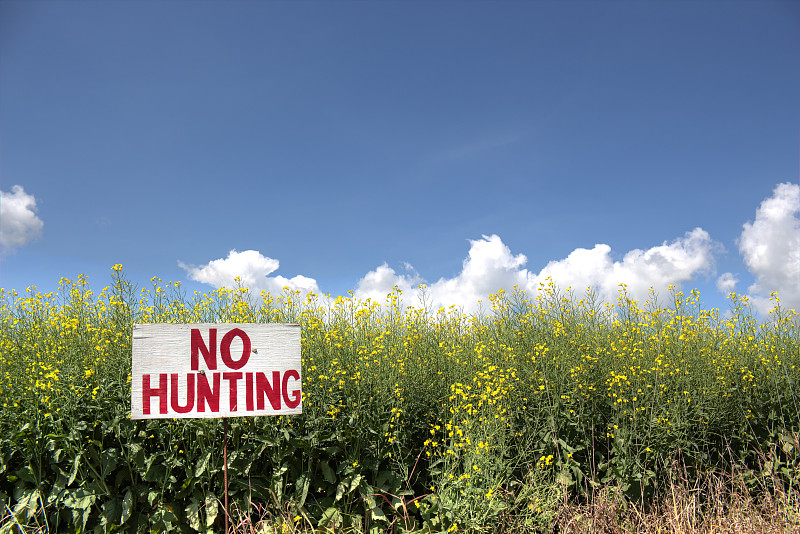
[131, 323, 302, 419]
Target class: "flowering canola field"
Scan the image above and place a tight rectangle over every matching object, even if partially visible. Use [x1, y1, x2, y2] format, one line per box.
[1, 267, 799, 532]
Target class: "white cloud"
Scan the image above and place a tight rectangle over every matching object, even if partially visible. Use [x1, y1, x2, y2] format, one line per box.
[356, 231, 719, 313]
[0, 185, 44, 253]
[179, 249, 320, 295]
[183, 228, 724, 314]
[180, 180, 800, 318]
[738, 182, 800, 314]
[716, 272, 738, 295]
[424, 235, 531, 310]
[355, 263, 422, 303]
[532, 228, 718, 304]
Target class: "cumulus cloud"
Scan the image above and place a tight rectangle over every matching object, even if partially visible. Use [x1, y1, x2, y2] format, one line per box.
[355, 263, 422, 303]
[423, 235, 531, 310]
[179, 249, 320, 295]
[185, 228, 722, 314]
[532, 228, 718, 303]
[180, 181, 800, 318]
[716, 272, 738, 295]
[356, 230, 719, 313]
[0, 185, 44, 253]
[737, 182, 800, 314]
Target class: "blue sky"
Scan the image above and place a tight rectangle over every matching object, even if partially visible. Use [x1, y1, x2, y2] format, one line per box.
[1, 0, 798, 316]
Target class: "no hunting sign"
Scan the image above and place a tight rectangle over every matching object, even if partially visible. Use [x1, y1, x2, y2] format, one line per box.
[131, 323, 302, 419]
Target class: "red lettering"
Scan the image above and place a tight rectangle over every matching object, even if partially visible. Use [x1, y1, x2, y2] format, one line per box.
[256, 371, 281, 410]
[282, 369, 301, 409]
[246, 372, 254, 411]
[142, 374, 167, 415]
[221, 328, 251, 369]
[223, 372, 243, 411]
[197, 372, 221, 412]
[170, 373, 195, 413]
[191, 329, 217, 370]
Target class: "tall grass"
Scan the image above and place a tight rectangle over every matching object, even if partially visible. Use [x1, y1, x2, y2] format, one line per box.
[1, 268, 799, 533]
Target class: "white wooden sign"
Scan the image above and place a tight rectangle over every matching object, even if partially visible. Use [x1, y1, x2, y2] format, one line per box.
[132, 323, 302, 420]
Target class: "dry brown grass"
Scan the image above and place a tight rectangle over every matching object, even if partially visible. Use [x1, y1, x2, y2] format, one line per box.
[554, 474, 800, 534]
[220, 472, 800, 534]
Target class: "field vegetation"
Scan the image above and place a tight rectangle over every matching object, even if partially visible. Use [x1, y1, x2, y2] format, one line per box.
[1, 266, 799, 533]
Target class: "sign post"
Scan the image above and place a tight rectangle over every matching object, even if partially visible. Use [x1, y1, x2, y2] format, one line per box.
[132, 323, 302, 532]
[223, 417, 229, 533]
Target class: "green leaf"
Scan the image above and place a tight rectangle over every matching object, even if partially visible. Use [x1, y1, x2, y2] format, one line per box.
[361, 485, 377, 510]
[318, 507, 341, 528]
[273, 464, 288, 479]
[129, 443, 145, 472]
[12, 489, 40, 521]
[143, 455, 167, 483]
[153, 504, 177, 529]
[556, 471, 573, 486]
[194, 450, 212, 478]
[67, 452, 81, 486]
[121, 488, 134, 524]
[62, 488, 96, 510]
[371, 506, 387, 522]
[295, 473, 310, 507]
[376, 469, 400, 488]
[390, 495, 405, 513]
[557, 438, 576, 454]
[186, 499, 201, 531]
[100, 448, 119, 475]
[48, 470, 68, 504]
[320, 461, 335, 484]
[204, 496, 219, 528]
[348, 474, 363, 493]
[101, 497, 121, 527]
[14, 466, 36, 485]
[79, 506, 91, 531]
